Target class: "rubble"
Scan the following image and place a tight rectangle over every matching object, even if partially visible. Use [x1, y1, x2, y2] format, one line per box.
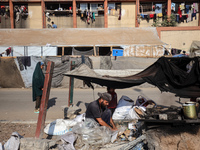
[20, 138, 56, 150]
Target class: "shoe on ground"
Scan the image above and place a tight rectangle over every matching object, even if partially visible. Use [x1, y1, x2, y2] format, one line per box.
[34, 109, 40, 113]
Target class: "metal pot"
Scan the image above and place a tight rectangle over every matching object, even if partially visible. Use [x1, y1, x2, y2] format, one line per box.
[182, 103, 197, 119]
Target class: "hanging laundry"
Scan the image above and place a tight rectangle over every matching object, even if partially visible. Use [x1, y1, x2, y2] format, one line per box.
[193, 3, 198, 13]
[176, 14, 180, 23]
[180, 3, 185, 10]
[182, 15, 188, 23]
[187, 13, 192, 23]
[20, 56, 31, 70]
[175, 4, 179, 13]
[17, 57, 24, 71]
[144, 14, 149, 23]
[185, 5, 190, 14]
[178, 7, 182, 17]
[153, 14, 157, 22]
[157, 13, 162, 18]
[155, 4, 162, 14]
[149, 14, 154, 19]
[191, 13, 196, 21]
[92, 12, 95, 22]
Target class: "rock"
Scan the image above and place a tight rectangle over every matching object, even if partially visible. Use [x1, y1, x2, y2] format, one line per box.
[20, 138, 56, 150]
[64, 105, 82, 119]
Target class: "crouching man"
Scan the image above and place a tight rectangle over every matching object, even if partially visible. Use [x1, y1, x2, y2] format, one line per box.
[86, 92, 117, 131]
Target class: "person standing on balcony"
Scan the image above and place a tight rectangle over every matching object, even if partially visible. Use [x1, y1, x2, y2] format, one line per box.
[51, 21, 57, 28]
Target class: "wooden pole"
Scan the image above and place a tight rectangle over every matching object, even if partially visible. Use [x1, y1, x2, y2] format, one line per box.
[110, 46, 113, 56]
[62, 47, 64, 56]
[93, 46, 96, 56]
[167, 0, 171, 17]
[73, 0, 77, 28]
[41, 0, 46, 28]
[135, 0, 139, 27]
[68, 61, 75, 106]
[104, 0, 108, 28]
[9, 0, 14, 29]
[35, 61, 55, 139]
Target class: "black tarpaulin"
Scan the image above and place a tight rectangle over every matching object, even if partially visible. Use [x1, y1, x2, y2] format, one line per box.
[64, 57, 200, 98]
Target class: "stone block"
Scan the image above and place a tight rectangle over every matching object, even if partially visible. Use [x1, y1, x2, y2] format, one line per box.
[20, 138, 56, 150]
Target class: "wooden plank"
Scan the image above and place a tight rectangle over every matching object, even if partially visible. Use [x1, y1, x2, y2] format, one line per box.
[62, 47, 64, 56]
[104, 0, 108, 28]
[9, 0, 14, 29]
[110, 46, 113, 56]
[167, 0, 171, 17]
[135, 0, 139, 27]
[41, 0, 46, 28]
[73, 0, 77, 28]
[35, 61, 55, 139]
[93, 46, 96, 56]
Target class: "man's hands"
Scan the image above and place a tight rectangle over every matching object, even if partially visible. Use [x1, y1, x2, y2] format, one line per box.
[96, 118, 118, 131]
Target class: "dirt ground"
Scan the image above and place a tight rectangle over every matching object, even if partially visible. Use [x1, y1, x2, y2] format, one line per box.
[0, 123, 54, 145]
[0, 123, 36, 144]
[1, 122, 200, 150]
[146, 124, 200, 150]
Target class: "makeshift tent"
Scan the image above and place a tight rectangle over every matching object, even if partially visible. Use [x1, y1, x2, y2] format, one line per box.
[0, 58, 24, 88]
[190, 41, 200, 56]
[64, 57, 200, 98]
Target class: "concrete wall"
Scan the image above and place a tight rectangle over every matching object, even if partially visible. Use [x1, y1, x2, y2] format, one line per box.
[160, 30, 200, 51]
[0, 15, 11, 28]
[140, 13, 199, 27]
[46, 16, 73, 28]
[27, 3, 42, 29]
[108, 2, 135, 28]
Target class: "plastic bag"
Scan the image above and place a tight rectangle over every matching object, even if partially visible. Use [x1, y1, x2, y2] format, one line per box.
[4, 132, 23, 150]
[0, 143, 3, 150]
[112, 96, 134, 120]
[73, 118, 112, 149]
[44, 119, 77, 135]
[73, 113, 85, 123]
[126, 106, 140, 120]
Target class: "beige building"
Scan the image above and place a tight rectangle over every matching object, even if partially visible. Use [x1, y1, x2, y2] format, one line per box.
[0, 0, 200, 54]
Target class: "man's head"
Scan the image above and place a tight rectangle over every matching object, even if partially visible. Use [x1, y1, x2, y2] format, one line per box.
[98, 92, 111, 107]
[51, 21, 54, 25]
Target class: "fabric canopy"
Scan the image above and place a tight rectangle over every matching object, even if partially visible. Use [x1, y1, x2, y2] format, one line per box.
[0, 28, 164, 46]
[64, 57, 200, 98]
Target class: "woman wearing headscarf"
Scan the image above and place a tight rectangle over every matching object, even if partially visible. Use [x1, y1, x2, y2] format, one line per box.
[32, 62, 45, 113]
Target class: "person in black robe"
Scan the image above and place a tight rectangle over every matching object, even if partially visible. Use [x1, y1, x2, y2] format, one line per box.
[32, 62, 45, 113]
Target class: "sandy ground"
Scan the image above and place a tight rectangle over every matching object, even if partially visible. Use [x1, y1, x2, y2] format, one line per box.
[0, 123, 37, 144]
